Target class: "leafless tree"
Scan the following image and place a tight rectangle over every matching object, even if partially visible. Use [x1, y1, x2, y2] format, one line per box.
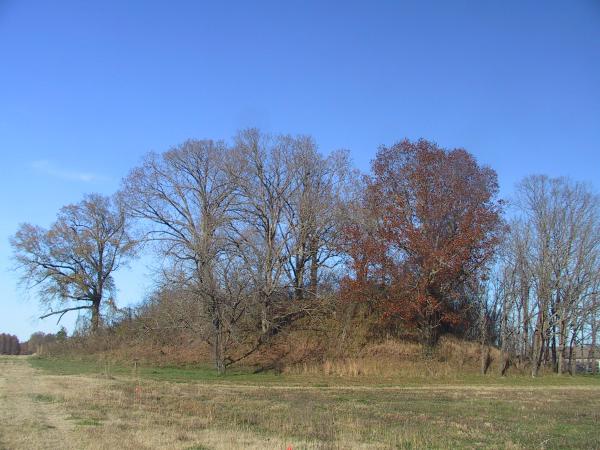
[504, 176, 600, 376]
[218, 129, 354, 360]
[588, 282, 599, 375]
[472, 274, 503, 375]
[11, 194, 136, 331]
[121, 139, 240, 373]
[283, 138, 352, 301]
[499, 219, 534, 369]
[121, 132, 354, 371]
[226, 130, 299, 339]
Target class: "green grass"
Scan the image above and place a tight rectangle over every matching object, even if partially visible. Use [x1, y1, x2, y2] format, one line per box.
[74, 418, 103, 427]
[66, 413, 105, 427]
[28, 356, 278, 383]
[28, 355, 600, 388]
[29, 393, 58, 403]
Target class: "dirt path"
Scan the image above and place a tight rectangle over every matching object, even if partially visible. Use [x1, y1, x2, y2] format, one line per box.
[0, 357, 304, 449]
[0, 356, 78, 449]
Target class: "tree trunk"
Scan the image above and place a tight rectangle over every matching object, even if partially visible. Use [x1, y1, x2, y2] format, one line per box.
[590, 321, 598, 375]
[480, 309, 491, 375]
[293, 254, 305, 301]
[500, 352, 510, 376]
[499, 294, 510, 376]
[532, 324, 545, 377]
[590, 304, 597, 375]
[531, 296, 549, 377]
[213, 315, 225, 375]
[422, 313, 440, 351]
[91, 297, 101, 332]
[567, 332, 577, 375]
[558, 319, 568, 375]
[519, 270, 529, 364]
[260, 301, 269, 334]
[481, 344, 491, 375]
[551, 325, 558, 373]
[309, 243, 318, 299]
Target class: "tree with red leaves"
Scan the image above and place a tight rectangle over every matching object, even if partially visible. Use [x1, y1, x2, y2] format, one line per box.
[342, 139, 504, 346]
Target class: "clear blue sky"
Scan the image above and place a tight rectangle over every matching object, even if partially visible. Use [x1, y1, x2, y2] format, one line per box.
[1, 0, 599, 340]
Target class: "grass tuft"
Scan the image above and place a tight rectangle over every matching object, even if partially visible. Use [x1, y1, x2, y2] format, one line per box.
[29, 393, 57, 403]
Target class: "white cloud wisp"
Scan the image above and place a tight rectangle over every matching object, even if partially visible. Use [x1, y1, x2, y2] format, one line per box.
[31, 160, 107, 183]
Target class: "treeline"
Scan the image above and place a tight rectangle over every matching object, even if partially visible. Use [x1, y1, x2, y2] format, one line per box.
[0, 330, 67, 355]
[496, 176, 600, 376]
[11, 130, 600, 375]
[0, 333, 20, 355]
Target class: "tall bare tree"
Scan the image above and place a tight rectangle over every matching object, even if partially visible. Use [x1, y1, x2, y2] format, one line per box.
[507, 175, 600, 376]
[11, 194, 136, 331]
[283, 137, 352, 301]
[227, 130, 297, 338]
[121, 139, 238, 373]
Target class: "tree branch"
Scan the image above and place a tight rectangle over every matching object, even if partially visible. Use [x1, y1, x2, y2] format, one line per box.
[40, 305, 93, 324]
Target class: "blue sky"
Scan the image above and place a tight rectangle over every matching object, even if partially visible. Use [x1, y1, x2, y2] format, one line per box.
[1, 0, 599, 340]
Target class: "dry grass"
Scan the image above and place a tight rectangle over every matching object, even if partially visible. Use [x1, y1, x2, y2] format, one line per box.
[1, 355, 600, 449]
[283, 336, 508, 378]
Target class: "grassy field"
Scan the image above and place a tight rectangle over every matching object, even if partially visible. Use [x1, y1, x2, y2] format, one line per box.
[1, 356, 599, 449]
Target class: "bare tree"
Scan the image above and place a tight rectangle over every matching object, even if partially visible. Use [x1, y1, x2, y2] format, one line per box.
[219, 129, 351, 361]
[500, 219, 535, 369]
[11, 194, 136, 331]
[121, 140, 238, 373]
[121, 132, 350, 371]
[283, 138, 352, 301]
[472, 274, 503, 375]
[588, 284, 599, 375]
[227, 130, 298, 338]
[508, 176, 600, 376]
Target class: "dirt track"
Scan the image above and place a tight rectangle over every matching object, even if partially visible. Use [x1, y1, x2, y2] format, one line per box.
[0, 356, 303, 449]
[0, 356, 77, 449]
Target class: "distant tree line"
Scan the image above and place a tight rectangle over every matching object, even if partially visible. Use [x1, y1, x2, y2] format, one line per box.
[10, 130, 600, 375]
[0, 329, 67, 355]
[0, 333, 20, 355]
